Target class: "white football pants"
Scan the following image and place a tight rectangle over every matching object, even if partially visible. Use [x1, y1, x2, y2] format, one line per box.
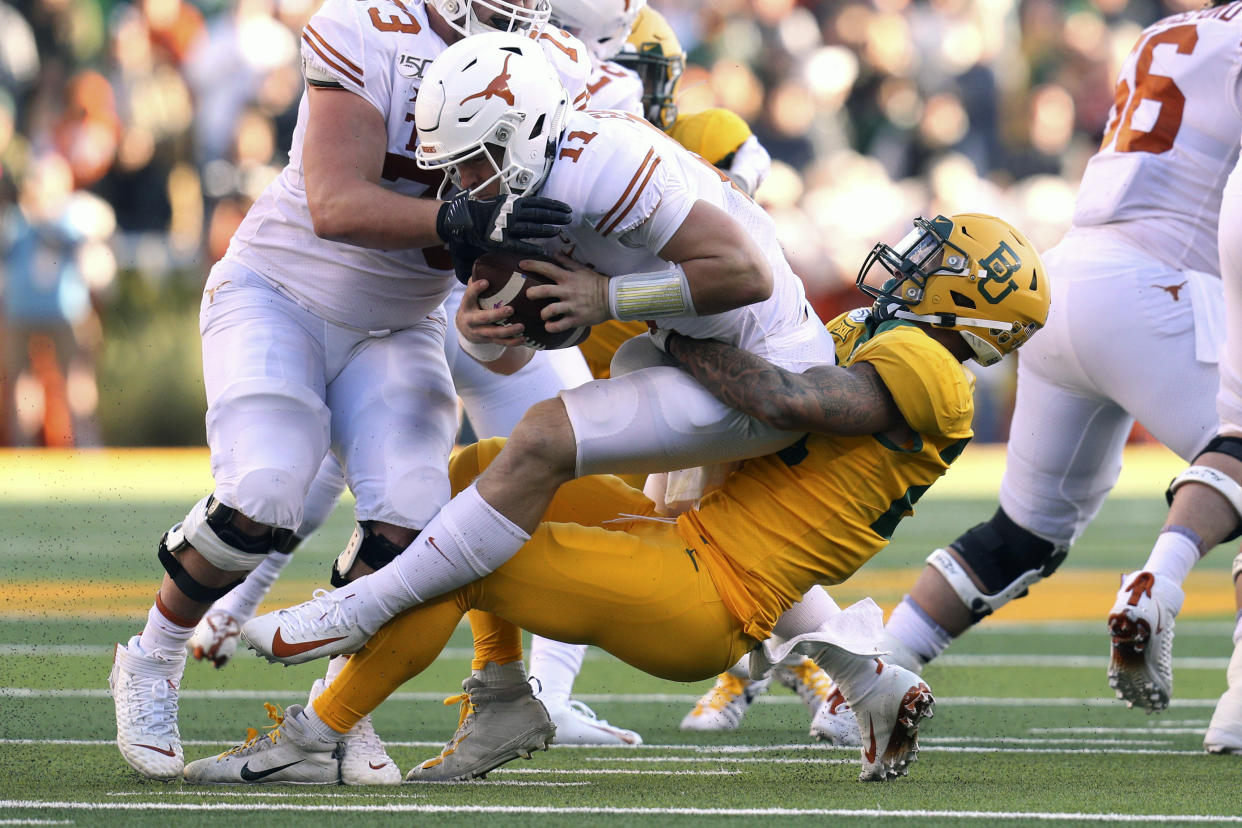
[200, 261, 458, 532]
[999, 228, 1222, 546]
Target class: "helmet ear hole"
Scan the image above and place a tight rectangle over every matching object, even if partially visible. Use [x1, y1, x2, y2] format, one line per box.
[528, 113, 546, 140]
[950, 290, 976, 309]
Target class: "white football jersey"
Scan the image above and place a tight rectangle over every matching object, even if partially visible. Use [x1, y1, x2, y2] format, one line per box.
[539, 109, 814, 359]
[223, 0, 592, 332]
[1073, 2, 1242, 274]
[583, 59, 642, 114]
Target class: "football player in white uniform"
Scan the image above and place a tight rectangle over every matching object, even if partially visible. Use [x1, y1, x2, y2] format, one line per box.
[239, 34, 838, 778]
[107, 0, 601, 783]
[551, 0, 644, 113]
[184, 15, 640, 751]
[809, 0, 1242, 748]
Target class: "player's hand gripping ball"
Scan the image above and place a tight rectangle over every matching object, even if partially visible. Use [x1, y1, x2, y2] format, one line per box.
[471, 251, 592, 350]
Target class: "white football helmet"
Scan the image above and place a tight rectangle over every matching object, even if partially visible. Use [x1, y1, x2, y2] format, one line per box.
[428, 0, 552, 38]
[415, 32, 570, 197]
[551, 0, 646, 61]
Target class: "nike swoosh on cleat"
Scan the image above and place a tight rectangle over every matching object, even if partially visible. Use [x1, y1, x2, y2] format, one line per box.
[271, 628, 347, 658]
[369, 762, 389, 770]
[240, 759, 305, 781]
[135, 743, 176, 757]
[863, 717, 878, 763]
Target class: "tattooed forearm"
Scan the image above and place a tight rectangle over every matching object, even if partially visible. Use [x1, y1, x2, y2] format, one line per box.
[667, 334, 902, 435]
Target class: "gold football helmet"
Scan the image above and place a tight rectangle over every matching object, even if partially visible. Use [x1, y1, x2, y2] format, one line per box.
[857, 213, 1050, 366]
[667, 108, 753, 167]
[614, 6, 684, 130]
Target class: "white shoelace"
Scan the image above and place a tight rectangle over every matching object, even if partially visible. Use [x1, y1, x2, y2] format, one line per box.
[124, 671, 179, 738]
[566, 699, 606, 724]
[346, 715, 388, 758]
[277, 589, 358, 637]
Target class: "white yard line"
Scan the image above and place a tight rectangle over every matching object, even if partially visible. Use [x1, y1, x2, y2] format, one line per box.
[0, 737, 1204, 755]
[0, 687, 1225, 707]
[3, 801, 1242, 821]
[1032, 726, 1210, 735]
[3, 644, 1231, 670]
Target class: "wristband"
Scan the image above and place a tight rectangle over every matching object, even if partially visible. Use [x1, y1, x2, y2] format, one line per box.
[607, 264, 695, 321]
[458, 335, 508, 363]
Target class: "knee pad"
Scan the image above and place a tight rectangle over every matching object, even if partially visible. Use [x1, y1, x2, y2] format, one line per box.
[329, 521, 410, 586]
[158, 494, 288, 603]
[207, 377, 332, 529]
[173, 494, 294, 571]
[927, 507, 1068, 622]
[1166, 435, 1242, 544]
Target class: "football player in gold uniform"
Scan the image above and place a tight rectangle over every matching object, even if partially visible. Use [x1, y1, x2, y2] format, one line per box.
[189, 212, 1050, 784]
[457, 3, 813, 747]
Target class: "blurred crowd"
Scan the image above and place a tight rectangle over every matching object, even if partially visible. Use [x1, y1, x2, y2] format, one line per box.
[0, 0, 1214, 445]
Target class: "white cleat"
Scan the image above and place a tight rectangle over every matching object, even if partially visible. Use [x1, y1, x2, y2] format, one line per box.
[1204, 640, 1242, 754]
[188, 609, 242, 668]
[774, 656, 833, 716]
[851, 661, 934, 782]
[340, 714, 403, 785]
[306, 678, 401, 785]
[546, 699, 642, 746]
[679, 673, 772, 732]
[110, 636, 185, 780]
[242, 588, 372, 665]
[1107, 570, 1184, 713]
[183, 703, 341, 784]
[809, 682, 861, 746]
[1205, 686, 1242, 754]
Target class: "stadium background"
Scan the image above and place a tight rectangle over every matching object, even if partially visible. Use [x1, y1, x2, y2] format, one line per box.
[0, 0, 1214, 448]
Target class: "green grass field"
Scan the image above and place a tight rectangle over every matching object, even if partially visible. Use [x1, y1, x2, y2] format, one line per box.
[3, 446, 1242, 826]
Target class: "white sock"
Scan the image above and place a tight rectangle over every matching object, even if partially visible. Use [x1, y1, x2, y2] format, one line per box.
[530, 637, 586, 709]
[302, 700, 347, 741]
[1227, 612, 1242, 688]
[360, 483, 530, 628]
[208, 552, 293, 622]
[884, 596, 951, 667]
[725, 654, 751, 680]
[324, 654, 349, 685]
[811, 645, 881, 703]
[138, 602, 194, 661]
[473, 659, 527, 688]
[297, 457, 347, 538]
[771, 585, 842, 640]
[1143, 529, 1202, 586]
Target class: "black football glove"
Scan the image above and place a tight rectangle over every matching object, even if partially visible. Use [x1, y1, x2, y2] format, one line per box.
[436, 191, 572, 259]
[448, 241, 486, 285]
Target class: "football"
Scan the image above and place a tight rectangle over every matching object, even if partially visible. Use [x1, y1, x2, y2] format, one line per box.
[470, 251, 592, 351]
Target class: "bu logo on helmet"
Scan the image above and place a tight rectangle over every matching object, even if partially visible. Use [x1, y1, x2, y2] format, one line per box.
[461, 54, 516, 105]
[978, 241, 1021, 304]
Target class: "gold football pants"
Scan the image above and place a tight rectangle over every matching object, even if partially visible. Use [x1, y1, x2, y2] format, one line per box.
[313, 438, 756, 733]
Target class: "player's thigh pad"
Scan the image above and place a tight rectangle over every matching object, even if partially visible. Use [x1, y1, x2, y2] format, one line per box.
[560, 366, 801, 478]
[200, 264, 332, 530]
[448, 325, 593, 440]
[1218, 173, 1242, 436]
[1078, 265, 1219, 460]
[329, 311, 457, 530]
